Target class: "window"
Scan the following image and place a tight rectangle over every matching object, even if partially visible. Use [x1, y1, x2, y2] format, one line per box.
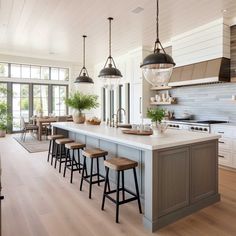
[21, 65, 30, 78]
[59, 68, 69, 81]
[52, 85, 67, 116]
[41, 67, 49, 80]
[33, 85, 48, 116]
[12, 83, 29, 131]
[0, 83, 7, 103]
[31, 66, 40, 79]
[0, 63, 9, 77]
[11, 64, 21, 78]
[51, 68, 59, 80]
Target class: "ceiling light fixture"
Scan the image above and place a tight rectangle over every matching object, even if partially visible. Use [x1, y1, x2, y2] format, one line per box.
[75, 35, 94, 84]
[98, 17, 122, 90]
[140, 0, 175, 87]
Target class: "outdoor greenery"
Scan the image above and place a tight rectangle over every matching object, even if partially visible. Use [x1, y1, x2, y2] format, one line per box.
[0, 86, 11, 131]
[147, 108, 165, 124]
[65, 91, 99, 114]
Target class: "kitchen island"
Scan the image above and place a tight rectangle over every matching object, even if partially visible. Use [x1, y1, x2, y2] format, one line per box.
[52, 122, 220, 232]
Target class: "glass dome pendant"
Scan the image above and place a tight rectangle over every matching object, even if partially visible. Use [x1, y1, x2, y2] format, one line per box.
[74, 35, 94, 84]
[98, 17, 122, 90]
[140, 0, 175, 87]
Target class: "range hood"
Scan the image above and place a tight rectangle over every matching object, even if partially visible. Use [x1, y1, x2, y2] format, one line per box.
[168, 57, 230, 87]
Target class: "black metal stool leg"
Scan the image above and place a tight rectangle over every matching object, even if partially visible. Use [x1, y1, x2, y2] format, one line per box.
[133, 168, 142, 214]
[63, 149, 70, 177]
[78, 149, 81, 173]
[89, 158, 94, 199]
[59, 144, 63, 173]
[97, 158, 100, 186]
[47, 140, 52, 162]
[70, 149, 75, 183]
[101, 167, 109, 210]
[122, 170, 125, 201]
[116, 170, 120, 223]
[54, 144, 58, 168]
[103, 156, 111, 191]
[80, 156, 86, 191]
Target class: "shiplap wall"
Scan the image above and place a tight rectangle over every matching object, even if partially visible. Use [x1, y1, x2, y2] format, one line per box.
[158, 83, 236, 122]
[172, 18, 230, 66]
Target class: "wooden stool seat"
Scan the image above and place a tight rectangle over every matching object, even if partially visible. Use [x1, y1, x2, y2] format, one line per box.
[47, 134, 64, 140]
[104, 157, 138, 171]
[55, 138, 74, 145]
[65, 142, 86, 150]
[82, 148, 108, 158]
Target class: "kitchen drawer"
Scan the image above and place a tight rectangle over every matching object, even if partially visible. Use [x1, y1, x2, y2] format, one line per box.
[218, 150, 232, 167]
[218, 138, 233, 151]
[211, 126, 233, 138]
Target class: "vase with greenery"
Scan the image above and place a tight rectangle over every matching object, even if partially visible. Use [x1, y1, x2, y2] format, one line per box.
[65, 92, 99, 124]
[0, 86, 11, 137]
[146, 108, 168, 136]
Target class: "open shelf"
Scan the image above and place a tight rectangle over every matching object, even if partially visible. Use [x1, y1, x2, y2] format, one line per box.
[150, 86, 172, 91]
[150, 101, 176, 105]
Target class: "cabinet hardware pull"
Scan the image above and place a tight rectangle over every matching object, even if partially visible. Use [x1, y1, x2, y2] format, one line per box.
[0, 195, 4, 200]
[218, 155, 225, 158]
[218, 131, 224, 134]
[219, 141, 225, 144]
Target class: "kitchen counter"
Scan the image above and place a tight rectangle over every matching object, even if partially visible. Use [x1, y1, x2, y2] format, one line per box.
[52, 122, 220, 232]
[52, 122, 220, 150]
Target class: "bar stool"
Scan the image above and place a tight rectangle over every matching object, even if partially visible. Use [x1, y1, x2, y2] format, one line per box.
[47, 134, 64, 164]
[101, 157, 142, 223]
[80, 148, 110, 199]
[63, 142, 86, 183]
[54, 138, 74, 173]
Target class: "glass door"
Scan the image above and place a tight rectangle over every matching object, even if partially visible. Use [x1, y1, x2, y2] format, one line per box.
[33, 84, 49, 116]
[12, 83, 29, 131]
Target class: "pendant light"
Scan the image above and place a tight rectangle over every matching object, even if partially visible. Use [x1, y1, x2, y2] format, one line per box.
[98, 17, 122, 90]
[75, 35, 94, 84]
[140, 0, 175, 87]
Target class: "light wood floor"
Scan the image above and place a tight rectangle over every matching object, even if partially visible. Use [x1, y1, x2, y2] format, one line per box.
[1, 135, 236, 236]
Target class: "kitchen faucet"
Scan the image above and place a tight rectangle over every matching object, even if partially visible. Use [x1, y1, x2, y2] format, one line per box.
[115, 108, 126, 128]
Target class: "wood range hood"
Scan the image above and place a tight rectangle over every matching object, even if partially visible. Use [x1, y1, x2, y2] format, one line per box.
[168, 57, 230, 87]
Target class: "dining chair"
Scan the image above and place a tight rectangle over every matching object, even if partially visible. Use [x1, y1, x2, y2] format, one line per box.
[20, 117, 39, 142]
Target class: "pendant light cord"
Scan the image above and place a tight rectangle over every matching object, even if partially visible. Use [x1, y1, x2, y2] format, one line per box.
[156, 0, 159, 41]
[83, 35, 86, 68]
[108, 17, 113, 59]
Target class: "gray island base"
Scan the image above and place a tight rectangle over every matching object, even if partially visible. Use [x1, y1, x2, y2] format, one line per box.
[52, 122, 221, 232]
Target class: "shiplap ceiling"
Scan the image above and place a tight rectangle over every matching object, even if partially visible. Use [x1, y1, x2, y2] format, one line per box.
[0, 0, 236, 65]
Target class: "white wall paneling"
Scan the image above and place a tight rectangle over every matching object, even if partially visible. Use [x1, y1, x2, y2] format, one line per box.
[172, 19, 231, 66]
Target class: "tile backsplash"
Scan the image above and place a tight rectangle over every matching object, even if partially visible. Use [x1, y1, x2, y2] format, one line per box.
[159, 83, 236, 122]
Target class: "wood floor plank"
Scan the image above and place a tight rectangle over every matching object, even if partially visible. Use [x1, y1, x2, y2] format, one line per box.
[1, 135, 236, 235]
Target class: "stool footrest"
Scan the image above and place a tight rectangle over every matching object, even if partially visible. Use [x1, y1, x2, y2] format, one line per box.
[83, 173, 105, 185]
[105, 194, 138, 205]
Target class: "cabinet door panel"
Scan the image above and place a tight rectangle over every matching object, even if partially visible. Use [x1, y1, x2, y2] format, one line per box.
[190, 142, 217, 203]
[157, 147, 190, 217]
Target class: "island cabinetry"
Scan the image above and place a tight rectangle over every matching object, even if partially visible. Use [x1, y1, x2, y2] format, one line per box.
[53, 123, 220, 232]
[145, 140, 219, 231]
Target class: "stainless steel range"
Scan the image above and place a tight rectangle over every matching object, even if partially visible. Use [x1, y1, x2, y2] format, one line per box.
[165, 120, 228, 133]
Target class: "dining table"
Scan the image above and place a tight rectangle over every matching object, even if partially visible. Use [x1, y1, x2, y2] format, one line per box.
[35, 116, 73, 141]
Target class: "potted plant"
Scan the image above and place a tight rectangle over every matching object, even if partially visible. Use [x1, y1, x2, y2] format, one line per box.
[147, 108, 168, 136]
[65, 92, 99, 124]
[0, 87, 11, 137]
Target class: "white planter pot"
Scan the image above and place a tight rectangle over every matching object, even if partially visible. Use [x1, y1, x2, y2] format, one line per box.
[72, 111, 85, 124]
[0, 130, 6, 137]
[151, 123, 168, 137]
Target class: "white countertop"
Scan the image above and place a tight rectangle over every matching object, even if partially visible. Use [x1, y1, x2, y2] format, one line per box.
[52, 122, 220, 150]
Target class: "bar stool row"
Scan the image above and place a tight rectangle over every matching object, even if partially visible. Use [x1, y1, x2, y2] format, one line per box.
[47, 134, 142, 223]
